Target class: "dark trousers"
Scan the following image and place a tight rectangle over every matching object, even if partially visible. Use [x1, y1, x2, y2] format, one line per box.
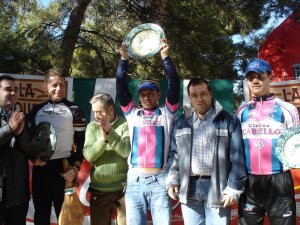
[238, 171, 296, 225]
[89, 188, 126, 225]
[32, 158, 65, 225]
[0, 179, 29, 225]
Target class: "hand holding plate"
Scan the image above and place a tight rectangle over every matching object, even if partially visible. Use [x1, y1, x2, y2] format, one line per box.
[119, 42, 129, 60]
[160, 38, 169, 59]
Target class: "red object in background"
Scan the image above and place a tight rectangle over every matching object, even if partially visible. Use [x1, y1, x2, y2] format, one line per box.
[76, 160, 91, 217]
[259, 9, 300, 81]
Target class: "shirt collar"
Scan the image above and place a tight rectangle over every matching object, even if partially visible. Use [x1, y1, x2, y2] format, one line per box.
[0, 107, 10, 117]
[193, 106, 215, 122]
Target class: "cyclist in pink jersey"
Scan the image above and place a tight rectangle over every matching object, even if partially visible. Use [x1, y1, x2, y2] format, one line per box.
[237, 59, 299, 225]
[116, 39, 180, 225]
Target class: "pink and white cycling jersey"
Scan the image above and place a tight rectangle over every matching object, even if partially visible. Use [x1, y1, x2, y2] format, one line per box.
[237, 93, 299, 175]
[121, 99, 178, 169]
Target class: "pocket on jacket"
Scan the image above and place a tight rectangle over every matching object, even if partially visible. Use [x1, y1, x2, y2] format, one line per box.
[175, 128, 191, 137]
[217, 129, 228, 137]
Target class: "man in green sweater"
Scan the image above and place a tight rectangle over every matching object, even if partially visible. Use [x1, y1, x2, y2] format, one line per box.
[83, 93, 130, 225]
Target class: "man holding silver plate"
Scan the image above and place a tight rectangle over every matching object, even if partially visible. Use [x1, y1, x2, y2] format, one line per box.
[237, 59, 299, 225]
[116, 24, 180, 225]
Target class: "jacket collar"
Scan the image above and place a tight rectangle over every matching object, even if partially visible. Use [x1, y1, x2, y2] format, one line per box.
[252, 93, 275, 102]
[48, 98, 66, 104]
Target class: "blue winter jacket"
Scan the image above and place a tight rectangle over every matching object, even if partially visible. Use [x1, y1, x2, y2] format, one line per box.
[166, 100, 247, 207]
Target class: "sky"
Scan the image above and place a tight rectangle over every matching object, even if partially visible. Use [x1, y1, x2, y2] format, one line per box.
[39, 0, 50, 7]
[232, 13, 287, 44]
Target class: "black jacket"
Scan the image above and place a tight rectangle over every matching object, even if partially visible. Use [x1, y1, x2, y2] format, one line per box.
[0, 109, 29, 208]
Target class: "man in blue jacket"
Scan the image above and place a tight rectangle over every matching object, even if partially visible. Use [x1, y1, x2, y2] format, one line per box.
[166, 78, 247, 225]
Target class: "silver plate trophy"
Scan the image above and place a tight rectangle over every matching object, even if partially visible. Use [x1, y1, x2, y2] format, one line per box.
[125, 23, 165, 60]
[275, 126, 300, 168]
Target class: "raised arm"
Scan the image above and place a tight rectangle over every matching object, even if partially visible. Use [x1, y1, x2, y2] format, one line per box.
[116, 43, 132, 107]
[161, 39, 180, 106]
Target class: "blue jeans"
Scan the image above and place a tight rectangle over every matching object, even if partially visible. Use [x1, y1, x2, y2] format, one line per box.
[125, 169, 172, 225]
[181, 176, 230, 225]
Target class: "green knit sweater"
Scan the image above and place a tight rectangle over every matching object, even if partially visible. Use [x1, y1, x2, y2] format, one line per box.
[83, 116, 130, 192]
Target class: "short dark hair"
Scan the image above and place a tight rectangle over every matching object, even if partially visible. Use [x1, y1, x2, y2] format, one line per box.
[44, 69, 64, 83]
[0, 75, 15, 83]
[89, 93, 115, 108]
[187, 78, 211, 96]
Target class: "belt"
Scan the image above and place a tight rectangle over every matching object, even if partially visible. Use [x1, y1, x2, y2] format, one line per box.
[191, 175, 211, 180]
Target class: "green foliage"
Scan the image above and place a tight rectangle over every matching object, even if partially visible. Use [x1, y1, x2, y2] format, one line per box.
[0, 0, 64, 74]
[0, 0, 298, 78]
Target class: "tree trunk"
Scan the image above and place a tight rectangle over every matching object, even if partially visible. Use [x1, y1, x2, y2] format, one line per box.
[60, 0, 91, 76]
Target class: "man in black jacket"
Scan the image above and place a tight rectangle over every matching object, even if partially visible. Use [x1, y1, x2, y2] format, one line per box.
[0, 75, 29, 225]
[0, 75, 56, 225]
[29, 69, 86, 225]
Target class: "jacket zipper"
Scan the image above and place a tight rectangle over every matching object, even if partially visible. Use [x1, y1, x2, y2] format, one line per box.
[258, 97, 262, 174]
[186, 125, 193, 196]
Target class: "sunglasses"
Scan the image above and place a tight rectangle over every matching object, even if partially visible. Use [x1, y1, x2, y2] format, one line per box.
[246, 74, 266, 82]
